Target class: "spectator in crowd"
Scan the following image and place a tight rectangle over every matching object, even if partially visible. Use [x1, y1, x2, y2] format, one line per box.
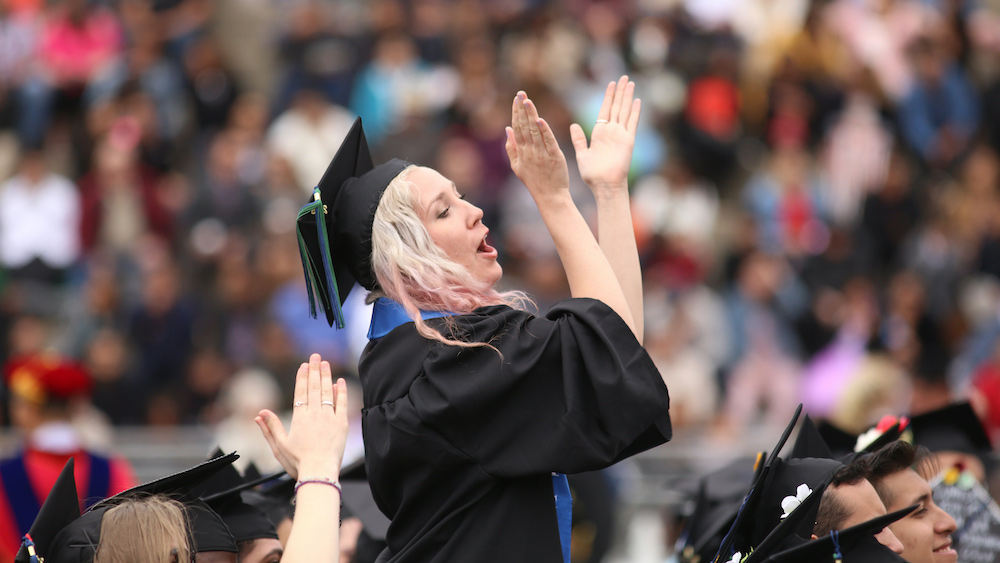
[0, 354, 136, 561]
[0, 146, 80, 286]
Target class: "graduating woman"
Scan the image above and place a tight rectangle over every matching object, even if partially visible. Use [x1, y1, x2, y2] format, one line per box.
[296, 76, 671, 562]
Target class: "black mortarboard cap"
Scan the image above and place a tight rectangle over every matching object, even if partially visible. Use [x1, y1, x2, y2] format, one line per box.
[91, 451, 241, 509]
[296, 118, 410, 328]
[29, 453, 242, 562]
[37, 499, 238, 560]
[790, 415, 835, 460]
[761, 504, 919, 563]
[193, 448, 281, 543]
[909, 401, 992, 456]
[742, 481, 828, 563]
[243, 477, 295, 530]
[817, 420, 859, 459]
[715, 404, 803, 562]
[14, 459, 81, 563]
[186, 499, 238, 553]
[679, 455, 761, 563]
[745, 457, 844, 548]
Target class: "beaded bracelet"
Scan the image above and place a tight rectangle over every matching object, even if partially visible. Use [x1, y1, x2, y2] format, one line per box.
[294, 477, 342, 497]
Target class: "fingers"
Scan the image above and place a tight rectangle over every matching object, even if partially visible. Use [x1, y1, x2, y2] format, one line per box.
[291, 361, 308, 423]
[511, 93, 527, 148]
[534, 116, 560, 153]
[256, 410, 286, 453]
[618, 80, 635, 124]
[504, 126, 517, 164]
[569, 123, 588, 154]
[320, 359, 334, 407]
[522, 98, 543, 141]
[335, 378, 348, 417]
[307, 353, 322, 407]
[597, 80, 615, 122]
[627, 98, 641, 133]
[609, 75, 628, 122]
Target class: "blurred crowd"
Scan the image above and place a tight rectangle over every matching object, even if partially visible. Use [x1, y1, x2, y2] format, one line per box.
[2, 0, 1000, 458]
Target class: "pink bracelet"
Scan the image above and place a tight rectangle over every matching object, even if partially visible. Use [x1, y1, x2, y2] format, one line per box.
[294, 477, 342, 497]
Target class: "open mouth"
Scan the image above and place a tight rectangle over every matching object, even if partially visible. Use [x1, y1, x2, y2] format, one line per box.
[477, 234, 496, 255]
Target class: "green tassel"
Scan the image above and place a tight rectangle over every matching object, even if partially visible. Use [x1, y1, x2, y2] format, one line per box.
[296, 188, 345, 328]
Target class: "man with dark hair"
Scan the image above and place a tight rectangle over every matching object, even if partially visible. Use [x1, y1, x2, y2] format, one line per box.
[812, 460, 904, 554]
[865, 441, 958, 563]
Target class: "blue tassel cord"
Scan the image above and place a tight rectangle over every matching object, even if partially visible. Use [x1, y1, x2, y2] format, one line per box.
[22, 534, 40, 563]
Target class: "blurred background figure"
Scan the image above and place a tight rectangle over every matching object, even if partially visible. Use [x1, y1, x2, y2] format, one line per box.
[0, 353, 135, 560]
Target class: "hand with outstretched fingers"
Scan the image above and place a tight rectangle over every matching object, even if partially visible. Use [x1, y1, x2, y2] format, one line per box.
[504, 90, 571, 203]
[256, 353, 348, 481]
[570, 76, 641, 194]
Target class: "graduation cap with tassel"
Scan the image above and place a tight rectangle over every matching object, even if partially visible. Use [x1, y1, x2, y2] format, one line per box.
[678, 455, 763, 563]
[714, 405, 846, 562]
[296, 118, 411, 328]
[16, 452, 243, 563]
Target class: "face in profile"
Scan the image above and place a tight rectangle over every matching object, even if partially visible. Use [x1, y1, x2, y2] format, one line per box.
[881, 469, 958, 563]
[822, 479, 903, 554]
[410, 166, 502, 288]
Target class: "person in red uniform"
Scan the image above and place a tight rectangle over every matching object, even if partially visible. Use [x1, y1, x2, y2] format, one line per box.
[0, 354, 136, 561]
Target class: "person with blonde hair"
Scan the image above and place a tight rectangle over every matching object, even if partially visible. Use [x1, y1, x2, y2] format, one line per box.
[94, 495, 191, 563]
[294, 77, 671, 562]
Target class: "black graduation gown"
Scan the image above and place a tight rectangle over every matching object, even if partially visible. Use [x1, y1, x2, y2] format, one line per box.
[360, 298, 672, 562]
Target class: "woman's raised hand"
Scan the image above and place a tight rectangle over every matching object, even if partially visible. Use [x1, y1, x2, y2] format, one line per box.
[570, 76, 641, 194]
[256, 353, 348, 481]
[504, 91, 570, 203]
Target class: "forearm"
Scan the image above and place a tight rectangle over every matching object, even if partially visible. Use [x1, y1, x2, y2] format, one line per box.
[536, 193, 637, 336]
[594, 184, 644, 343]
[284, 478, 342, 562]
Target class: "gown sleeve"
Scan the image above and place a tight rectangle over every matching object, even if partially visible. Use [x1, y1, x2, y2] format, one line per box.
[406, 298, 671, 477]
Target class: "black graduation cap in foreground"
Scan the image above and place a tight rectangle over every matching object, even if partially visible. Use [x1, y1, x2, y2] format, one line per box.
[714, 404, 804, 562]
[243, 477, 296, 533]
[715, 406, 848, 562]
[760, 503, 919, 563]
[18, 452, 242, 563]
[741, 480, 828, 563]
[744, 456, 844, 549]
[14, 460, 80, 563]
[296, 117, 411, 328]
[790, 415, 835, 461]
[192, 448, 283, 543]
[908, 401, 992, 456]
[679, 455, 762, 563]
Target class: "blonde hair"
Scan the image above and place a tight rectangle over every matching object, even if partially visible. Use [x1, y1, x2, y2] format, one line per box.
[370, 165, 528, 347]
[94, 496, 191, 563]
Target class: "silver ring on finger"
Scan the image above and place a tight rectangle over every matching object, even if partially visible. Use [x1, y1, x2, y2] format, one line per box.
[321, 401, 334, 407]
[596, 119, 609, 124]
[294, 401, 306, 407]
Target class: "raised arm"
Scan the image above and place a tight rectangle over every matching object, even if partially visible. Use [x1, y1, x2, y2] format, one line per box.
[504, 91, 637, 338]
[570, 76, 644, 343]
[256, 353, 348, 563]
